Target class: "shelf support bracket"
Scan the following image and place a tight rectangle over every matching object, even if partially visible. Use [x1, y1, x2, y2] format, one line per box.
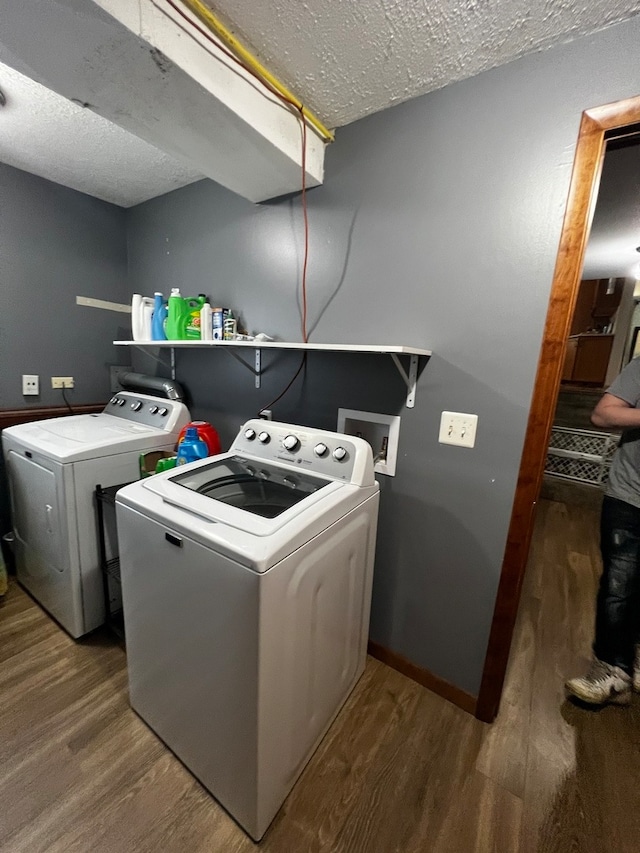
[129, 344, 176, 380]
[390, 353, 419, 408]
[225, 347, 262, 388]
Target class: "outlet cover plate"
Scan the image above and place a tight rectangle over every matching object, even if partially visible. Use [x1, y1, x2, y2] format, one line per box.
[22, 374, 39, 395]
[51, 376, 74, 389]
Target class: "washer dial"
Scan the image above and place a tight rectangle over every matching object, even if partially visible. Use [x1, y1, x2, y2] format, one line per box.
[333, 446, 347, 461]
[283, 434, 300, 452]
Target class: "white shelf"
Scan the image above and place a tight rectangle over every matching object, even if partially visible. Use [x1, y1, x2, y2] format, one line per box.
[113, 340, 432, 407]
[114, 340, 431, 356]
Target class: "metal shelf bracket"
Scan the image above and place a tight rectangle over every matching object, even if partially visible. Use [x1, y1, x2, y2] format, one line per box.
[225, 347, 263, 388]
[390, 353, 419, 408]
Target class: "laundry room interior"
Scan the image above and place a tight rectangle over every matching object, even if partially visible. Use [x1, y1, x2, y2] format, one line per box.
[4, 2, 640, 850]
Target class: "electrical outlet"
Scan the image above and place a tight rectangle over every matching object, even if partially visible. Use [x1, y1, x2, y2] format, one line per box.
[259, 409, 273, 420]
[51, 376, 74, 389]
[22, 374, 39, 396]
[438, 411, 478, 448]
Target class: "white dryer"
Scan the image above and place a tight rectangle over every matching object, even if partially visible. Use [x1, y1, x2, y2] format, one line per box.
[115, 419, 380, 841]
[2, 392, 190, 637]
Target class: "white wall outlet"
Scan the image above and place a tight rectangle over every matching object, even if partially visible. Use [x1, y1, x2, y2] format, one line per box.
[22, 374, 39, 396]
[259, 409, 273, 420]
[439, 411, 478, 448]
[51, 376, 75, 389]
[337, 408, 401, 476]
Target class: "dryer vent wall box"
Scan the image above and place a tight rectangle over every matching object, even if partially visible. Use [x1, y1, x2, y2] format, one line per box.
[337, 409, 400, 477]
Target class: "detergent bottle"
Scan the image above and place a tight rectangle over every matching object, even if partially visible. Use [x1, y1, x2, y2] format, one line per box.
[176, 426, 209, 465]
[151, 292, 168, 341]
[185, 294, 207, 340]
[131, 294, 154, 341]
[165, 288, 189, 340]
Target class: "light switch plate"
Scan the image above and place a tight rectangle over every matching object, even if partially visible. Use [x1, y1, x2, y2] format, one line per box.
[438, 411, 478, 448]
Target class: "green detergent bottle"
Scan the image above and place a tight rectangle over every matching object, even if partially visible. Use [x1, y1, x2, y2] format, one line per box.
[185, 294, 207, 339]
[165, 288, 189, 340]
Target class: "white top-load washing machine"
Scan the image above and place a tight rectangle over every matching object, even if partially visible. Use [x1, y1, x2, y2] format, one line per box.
[2, 391, 190, 637]
[115, 419, 380, 841]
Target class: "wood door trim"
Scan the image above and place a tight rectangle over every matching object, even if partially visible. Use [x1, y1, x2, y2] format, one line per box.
[475, 94, 640, 723]
[0, 404, 105, 431]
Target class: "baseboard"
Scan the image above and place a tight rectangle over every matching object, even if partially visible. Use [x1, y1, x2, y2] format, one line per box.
[368, 640, 478, 717]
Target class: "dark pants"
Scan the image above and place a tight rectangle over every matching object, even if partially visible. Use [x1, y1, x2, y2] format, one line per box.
[594, 495, 640, 674]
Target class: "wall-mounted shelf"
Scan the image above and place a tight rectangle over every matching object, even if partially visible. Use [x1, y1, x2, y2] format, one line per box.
[113, 340, 432, 408]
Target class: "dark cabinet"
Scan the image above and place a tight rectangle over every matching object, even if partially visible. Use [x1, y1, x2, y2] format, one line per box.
[562, 334, 614, 386]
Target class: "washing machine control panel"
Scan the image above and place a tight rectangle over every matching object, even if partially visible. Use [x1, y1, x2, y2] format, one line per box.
[104, 393, 188, 431]
[233, 419, 369, 482]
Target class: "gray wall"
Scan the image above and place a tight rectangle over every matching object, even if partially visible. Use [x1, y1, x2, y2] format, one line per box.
[127, 16, 640, 696]
[0, 164, 129, 409]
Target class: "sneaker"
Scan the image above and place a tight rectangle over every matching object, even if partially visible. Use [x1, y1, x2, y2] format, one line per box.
[634, 645, 640, 693]
[565, 658, 631, 706]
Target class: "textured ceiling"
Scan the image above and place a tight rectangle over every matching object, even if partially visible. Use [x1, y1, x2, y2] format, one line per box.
[3, 1, 640, 207]
[207, 0, 640, 127]
[0, 61, 202, 208]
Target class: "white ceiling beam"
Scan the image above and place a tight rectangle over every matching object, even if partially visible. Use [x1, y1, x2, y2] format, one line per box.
[0, 0, 326, 203]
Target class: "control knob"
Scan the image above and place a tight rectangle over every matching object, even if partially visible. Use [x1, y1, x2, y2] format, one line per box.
[258, 431, 270, 443]
[333, 446, 347, 461]
[283, 434, 300, 452]
[244, 428, 256, 441]
[149, 406, 159, 415]
[314, 442, 328, 457]
[158, 407, 168, 417]
[130, 401, 142, 412]
[118, 398, 126, 406]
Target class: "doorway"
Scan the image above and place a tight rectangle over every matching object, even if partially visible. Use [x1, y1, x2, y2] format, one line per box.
[476, 94, 640, 724]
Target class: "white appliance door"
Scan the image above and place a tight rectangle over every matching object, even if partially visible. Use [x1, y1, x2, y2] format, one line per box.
[6, 449, 82, 635]
[116, 503, 262, 837]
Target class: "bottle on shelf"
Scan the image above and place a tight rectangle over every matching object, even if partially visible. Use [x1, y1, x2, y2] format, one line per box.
[200, 301, 213, 341]
[165, 288, 189, 340]
[131, 294, 154, 341]
[151, 292, 168, 341]
[185, 294, 207, 340]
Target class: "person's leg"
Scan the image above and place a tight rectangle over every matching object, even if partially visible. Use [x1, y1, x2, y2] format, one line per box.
[566, 495, 640, 705]
[593, 496, 640, 674]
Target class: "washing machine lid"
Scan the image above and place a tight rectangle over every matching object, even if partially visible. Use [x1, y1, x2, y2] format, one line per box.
[3, 414, 176, 463]
[169, 455, 333, 519]
[117, 452, 378, 571]
[142, 452, 346, 536]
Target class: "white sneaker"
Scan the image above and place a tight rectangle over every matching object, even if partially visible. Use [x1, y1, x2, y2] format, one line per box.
[633, 646, 640, 693]
[565, 658, 631, 706]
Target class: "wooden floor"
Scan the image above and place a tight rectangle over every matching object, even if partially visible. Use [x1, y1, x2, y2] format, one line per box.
[2, 498, 640, 852]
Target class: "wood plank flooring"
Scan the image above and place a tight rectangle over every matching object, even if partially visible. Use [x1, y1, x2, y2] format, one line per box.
[2, 498, 640, 852]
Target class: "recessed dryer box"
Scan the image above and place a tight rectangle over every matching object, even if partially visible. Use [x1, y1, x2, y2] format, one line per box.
[337, 409, 401, 477]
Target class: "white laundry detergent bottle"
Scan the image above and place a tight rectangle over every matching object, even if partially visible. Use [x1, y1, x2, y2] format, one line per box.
[131, 294, 154, 341]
